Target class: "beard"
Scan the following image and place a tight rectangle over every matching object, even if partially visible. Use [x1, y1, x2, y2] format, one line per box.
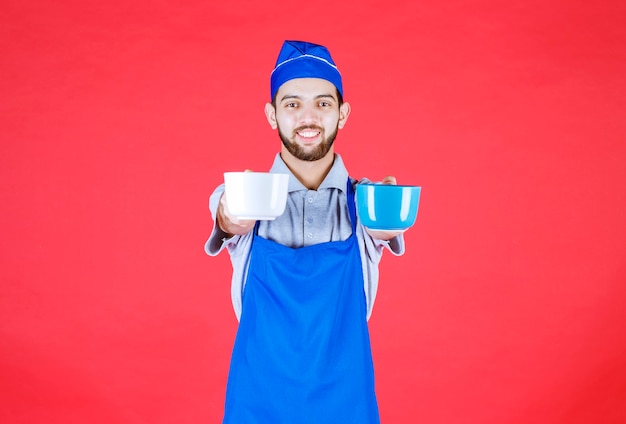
[278, 123, 339, 162]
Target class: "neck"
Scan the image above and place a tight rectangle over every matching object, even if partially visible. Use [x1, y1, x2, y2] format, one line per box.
[280, 148, 335, 190]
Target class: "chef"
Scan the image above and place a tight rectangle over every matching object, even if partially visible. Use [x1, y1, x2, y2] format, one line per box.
[205, 40, 408, 423]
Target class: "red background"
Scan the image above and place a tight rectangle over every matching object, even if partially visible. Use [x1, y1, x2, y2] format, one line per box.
[2, 1, 625, 423]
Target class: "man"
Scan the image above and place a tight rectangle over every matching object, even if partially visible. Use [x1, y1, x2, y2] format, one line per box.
[205, 40, 407, 423]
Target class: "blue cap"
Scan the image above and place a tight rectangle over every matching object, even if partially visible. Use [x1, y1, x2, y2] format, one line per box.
[270, 40, 343, 101]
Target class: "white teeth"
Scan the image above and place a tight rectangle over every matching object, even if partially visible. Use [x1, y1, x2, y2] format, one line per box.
[299, 131, 318, 138]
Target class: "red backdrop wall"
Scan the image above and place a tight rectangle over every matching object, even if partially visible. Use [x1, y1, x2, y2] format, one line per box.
[2, 1, 625, 423]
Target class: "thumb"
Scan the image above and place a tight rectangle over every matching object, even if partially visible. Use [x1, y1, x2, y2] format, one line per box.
[381, 175, 397, 185]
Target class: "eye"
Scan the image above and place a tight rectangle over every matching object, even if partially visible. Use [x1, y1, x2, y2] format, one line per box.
[319, 101, 331, 108]
[285, 102, 298, 108]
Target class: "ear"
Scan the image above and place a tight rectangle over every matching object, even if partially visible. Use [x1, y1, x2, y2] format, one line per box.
[338, 102, 351, 129]
[265, 103, 277, 130]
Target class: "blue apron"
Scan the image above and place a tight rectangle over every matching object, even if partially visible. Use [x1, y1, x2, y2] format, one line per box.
[223, 180, 380, 424]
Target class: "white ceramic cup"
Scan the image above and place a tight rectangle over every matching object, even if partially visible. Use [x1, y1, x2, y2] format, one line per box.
[223, 172, 289, 220]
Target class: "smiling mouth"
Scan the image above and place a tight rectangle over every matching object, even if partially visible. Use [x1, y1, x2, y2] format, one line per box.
[295, 127, 322, 141]
[297, 130, 320, 138]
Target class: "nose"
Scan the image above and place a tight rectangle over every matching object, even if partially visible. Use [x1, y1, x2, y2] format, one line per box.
[298, 103, 319, 126]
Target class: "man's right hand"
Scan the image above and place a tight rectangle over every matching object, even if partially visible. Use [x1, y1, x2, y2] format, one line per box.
[217, 192, 256, 236]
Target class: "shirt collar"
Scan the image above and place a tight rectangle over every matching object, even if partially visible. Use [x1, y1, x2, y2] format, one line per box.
[269, 153, 349, 193]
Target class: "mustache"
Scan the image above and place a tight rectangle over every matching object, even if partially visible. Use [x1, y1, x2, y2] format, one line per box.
[294, 125, 324, 133]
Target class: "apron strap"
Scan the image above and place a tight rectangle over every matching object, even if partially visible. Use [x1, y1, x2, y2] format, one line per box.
[346, 177, 357, 233]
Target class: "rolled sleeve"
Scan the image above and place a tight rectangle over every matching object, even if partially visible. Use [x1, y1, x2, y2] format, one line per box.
[204, 183, 248, 257]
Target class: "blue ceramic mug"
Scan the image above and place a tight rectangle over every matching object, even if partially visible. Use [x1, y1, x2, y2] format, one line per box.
[356, 184, 421, 230]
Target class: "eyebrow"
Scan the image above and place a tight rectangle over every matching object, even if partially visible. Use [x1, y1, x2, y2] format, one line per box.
[279, 93, 337, 103]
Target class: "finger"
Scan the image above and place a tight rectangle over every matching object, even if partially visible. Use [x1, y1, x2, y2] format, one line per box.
[381, 176, 397, 185]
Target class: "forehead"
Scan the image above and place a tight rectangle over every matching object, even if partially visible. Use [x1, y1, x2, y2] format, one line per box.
[275, 78, 338, 101]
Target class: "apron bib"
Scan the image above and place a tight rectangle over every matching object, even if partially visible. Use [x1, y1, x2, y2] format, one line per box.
[223, 180, 380, 424]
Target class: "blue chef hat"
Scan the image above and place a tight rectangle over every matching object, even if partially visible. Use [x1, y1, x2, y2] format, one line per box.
[270, 40, 343, 101]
